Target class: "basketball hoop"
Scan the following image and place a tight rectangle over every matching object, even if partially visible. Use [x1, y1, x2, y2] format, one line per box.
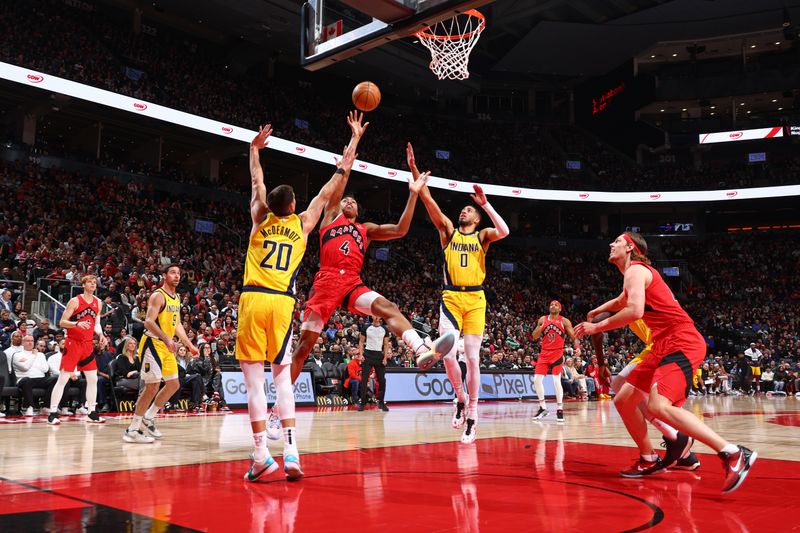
[415, 9, 485, 81]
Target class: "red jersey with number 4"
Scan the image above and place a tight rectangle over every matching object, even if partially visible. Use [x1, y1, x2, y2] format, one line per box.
[67, 295, 100, 342]
[319, 213, 367, 273]
[540, 315, 566, 353]
[631, 261, 694, 339]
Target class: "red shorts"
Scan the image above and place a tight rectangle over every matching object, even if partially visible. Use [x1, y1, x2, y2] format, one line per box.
[626, 327, 706, 407]
[62, 337, 97, 372]
[304, 269, 375, 325]
[535, 350, 564, 375]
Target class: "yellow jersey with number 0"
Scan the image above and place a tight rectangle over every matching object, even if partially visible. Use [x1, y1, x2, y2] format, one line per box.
[443, 230, 485, 289]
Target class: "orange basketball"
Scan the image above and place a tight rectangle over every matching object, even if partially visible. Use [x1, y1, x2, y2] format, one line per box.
[352, 81, 381, 112]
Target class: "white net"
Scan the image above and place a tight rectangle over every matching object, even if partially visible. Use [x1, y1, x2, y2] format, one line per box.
[415, 10, 485, 81]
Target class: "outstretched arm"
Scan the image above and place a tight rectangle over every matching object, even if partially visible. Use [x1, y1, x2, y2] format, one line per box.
[366, 171, 430, 241]
[407, 142, 453, 246]
[472, 185, 510, 249]
[319, 111, 369, 227]
[249, 125, 272, 228]
[299, 141, 358, 238]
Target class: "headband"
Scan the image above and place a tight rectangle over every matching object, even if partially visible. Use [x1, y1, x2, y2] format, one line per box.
[622, 234, 643, 256]
[550, 300, 562, 309]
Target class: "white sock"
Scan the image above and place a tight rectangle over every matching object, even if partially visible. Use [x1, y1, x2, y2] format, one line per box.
[49, 372, 72, 412]
[552, 373, 564, 406]
[534, 374, 546, 408]
[402, 329, 426, 355]
[145, 404, 159, 420]
[85, 370, 98, 413]
[128, 414, 143, 432]
[464, 334, 481, 421]
[253, 430, 269, 463]
[283, 426, 299, 457]
[720, 444, 738, 454]
[642, 453, 659, 462]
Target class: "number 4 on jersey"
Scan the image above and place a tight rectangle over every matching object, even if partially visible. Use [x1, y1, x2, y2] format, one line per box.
[339, 241, 350, 256]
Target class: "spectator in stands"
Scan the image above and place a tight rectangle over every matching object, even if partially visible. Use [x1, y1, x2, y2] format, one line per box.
[344, 351, 363, 404]
[0, 309, 15, 349]
[774, 365, 789, 393]
[177, 345, 203, 410]
[94, 339, 115, 412]
[32, 319, 55, 342]
[114, 337, 141, 392]
[13, 334, 56, 416]
[561, 358, 579, 399]
[733, 353, 753, 394]
[761, 366, 774, 392]
[0, 290, 13, 313]
[4, 330, 23, 372]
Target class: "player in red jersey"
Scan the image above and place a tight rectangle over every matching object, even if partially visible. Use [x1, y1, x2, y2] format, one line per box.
[278, 116, 454, 428]
[49, 275, 107, 424]
[531, 300, 580, 424]
[574, 232, 757, 493]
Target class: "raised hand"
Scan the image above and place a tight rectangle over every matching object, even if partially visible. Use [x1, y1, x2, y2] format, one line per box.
[347, 110, 369, 140]
[335, 143, 358, 173]
[470, 184, 488, 206]
[251, 124, 272, 150]
[406, 142, 419, 173]
[408, 170, 431, 195]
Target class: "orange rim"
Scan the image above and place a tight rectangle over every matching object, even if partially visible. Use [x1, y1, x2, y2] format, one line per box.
[414, 9, 485, 42]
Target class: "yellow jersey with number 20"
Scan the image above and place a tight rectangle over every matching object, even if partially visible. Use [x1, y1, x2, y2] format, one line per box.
[243, 212, 305, 294]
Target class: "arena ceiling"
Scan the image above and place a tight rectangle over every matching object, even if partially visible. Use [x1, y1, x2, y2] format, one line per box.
[96, 0, 800, 87]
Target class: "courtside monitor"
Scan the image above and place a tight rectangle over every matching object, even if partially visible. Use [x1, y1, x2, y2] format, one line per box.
[301, 0, 494, 70]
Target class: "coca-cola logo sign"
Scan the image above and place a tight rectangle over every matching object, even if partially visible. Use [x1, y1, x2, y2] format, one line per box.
[511, 189, 522, 196]
[221, 126, 233, 134]
[358, 163, 367, 170]
[27, 74, 44, 83]
[133, 102, 147, 111]
[295, 146, 306, 153]
[650, 193, 661, 200]
[448, 182, 457, 188]
[387, 171, 397, 177]
[726, 191, 738, 198]
[729, 132, 743, 139]
[578, 193, 590, 199]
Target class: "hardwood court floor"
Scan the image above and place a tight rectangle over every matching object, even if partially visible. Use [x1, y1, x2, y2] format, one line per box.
[0, 396, 798, 532]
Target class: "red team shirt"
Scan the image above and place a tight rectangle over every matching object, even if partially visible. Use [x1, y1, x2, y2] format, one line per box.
[631, 261, 695, 338]
[540, 316, 567, 354]
[319, 213, 367, 273]
[67, 295, 99, 342]
[626, 261, 705, 405]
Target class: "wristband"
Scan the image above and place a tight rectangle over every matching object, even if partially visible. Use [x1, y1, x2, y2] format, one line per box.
[335, 167, 346, 175]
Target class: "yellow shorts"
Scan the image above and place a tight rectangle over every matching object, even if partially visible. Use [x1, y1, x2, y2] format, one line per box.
[440, 290, 486, 336]
[750, 366, 761, 377]
[139, 335, 178, 383]
[630, 344, 653, 366]
[235, 290, 294, 364]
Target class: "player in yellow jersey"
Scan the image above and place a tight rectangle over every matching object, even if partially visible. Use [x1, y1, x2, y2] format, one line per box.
[610, 319, 700, 471]
[407, 143, 509, 444]
[123, 264, 198, 443]
[241, 115, 368, 482]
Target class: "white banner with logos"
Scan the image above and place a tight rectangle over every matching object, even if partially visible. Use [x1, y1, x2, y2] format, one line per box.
[383, 372, 553, 402]
[698, 126, 784, 145]
[2, 61, 799, 203]
[222, 370, 316, 406]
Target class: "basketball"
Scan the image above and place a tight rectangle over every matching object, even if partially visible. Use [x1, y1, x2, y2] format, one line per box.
[352, 81, 381, 112]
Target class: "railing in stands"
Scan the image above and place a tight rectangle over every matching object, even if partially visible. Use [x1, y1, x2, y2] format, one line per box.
[35, 290, 66, 326]
[36, 277, 79, 305]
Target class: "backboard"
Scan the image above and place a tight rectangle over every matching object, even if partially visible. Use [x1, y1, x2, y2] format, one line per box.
[300, 0, 495, 71]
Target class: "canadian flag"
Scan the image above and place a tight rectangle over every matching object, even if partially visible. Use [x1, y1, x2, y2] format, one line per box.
[322, 20, 343, 43]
